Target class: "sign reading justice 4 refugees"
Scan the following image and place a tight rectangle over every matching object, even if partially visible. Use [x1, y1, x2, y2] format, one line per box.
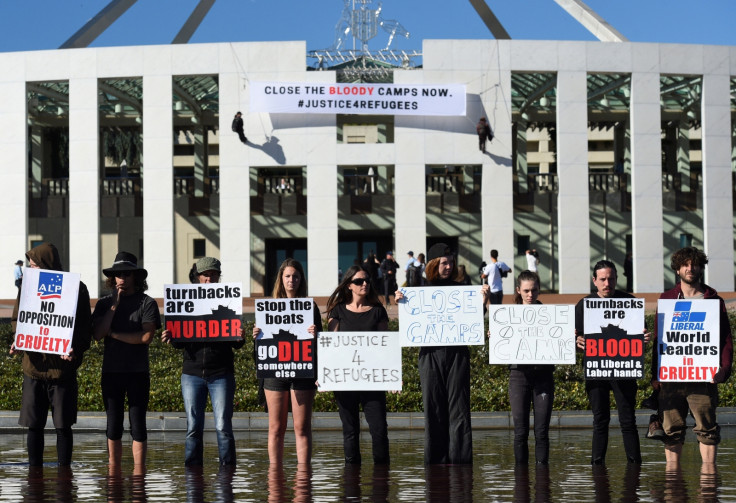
[488, 304, 576, 365]
[398, 286, 484, 347]
[255, 298, 315, 379]
[164, 283, 243, 342]
[317, 332, 401, 392]
[583, 297, 645, 380]
[14, 267, 80, 355]
[657, 299, 720, 382]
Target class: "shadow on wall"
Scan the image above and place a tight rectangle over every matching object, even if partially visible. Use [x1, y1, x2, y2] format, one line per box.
[249, 136, 286, 165]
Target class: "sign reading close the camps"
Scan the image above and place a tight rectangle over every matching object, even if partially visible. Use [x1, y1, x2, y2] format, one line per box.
[398, 286, 484, 347]
[250, 82, 467, 116]
[164, 283, 243, 343]
[255, 298, 315, 379]
[14, 268, 80, 356]
[583, 297, 645, 380]
[657, 299, 720, 382]
[317, 332, 401, 391]
[487, 304, 576, 365]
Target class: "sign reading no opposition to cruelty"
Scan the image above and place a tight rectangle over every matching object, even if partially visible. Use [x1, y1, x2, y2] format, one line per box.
[250, 82, 466, 116]
[164, 283, 243, 342]
[14, 268, 80, 355]
[583, 297, 645, 380]
[488, 304, 576, 364]
[317, 332, 401, 392]
[657, 299, 721, 382]
[255, 298, 315, 379]
[398, 286, 485, 347]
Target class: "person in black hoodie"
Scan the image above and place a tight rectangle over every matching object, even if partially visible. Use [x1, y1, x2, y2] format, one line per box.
[162, 257, 244, 466]
[10, 242, 92, 466]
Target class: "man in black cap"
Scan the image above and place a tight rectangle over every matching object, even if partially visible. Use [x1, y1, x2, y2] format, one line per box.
[14, 259, 23, 290]
[379, 251, 398, 307]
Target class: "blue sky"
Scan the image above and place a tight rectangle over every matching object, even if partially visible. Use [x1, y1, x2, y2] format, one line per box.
[0, 0, 734, 53]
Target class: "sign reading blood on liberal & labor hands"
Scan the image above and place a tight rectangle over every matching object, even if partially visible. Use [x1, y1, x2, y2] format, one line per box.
[398, 286, 484, 347]
[583, 298, 645, 380]
[164, 283, 243, 342]
[657, 299, 720, 382]
[255, 298, 315, 379]
[14, 267, 80, 356]
[488, 304, 576, 365]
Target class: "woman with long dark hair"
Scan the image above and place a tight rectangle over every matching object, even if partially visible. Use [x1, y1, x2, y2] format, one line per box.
[325, 265, 390, 465]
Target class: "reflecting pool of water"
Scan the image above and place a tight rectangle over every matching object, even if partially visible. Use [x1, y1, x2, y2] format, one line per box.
[0, 428, 734, 501]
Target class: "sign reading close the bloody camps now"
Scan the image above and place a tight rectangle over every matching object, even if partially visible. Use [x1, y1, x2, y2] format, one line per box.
[255, 298, 315, 379]
[488, 304, 576, 364]
[164, 283, 243, 342]
[317, 332, 401, 392]
[583, 297, 645, 380]
[14, 267, 80, 355]
[398, 286, 484, 347]
[657, 299, 720, 382]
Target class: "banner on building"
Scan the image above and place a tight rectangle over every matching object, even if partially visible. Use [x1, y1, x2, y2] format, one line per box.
[14, 268, 80, 356]
[398, 286, 484, 347]
[583, 297, 645, 380]
[255, 298, 315, 379]
[249, 82, 466, 116]
[657, 299, 720, 382]
[164, 283, 243, 342]
[488, 304, 576, 364]
[317, 331, 401, 391]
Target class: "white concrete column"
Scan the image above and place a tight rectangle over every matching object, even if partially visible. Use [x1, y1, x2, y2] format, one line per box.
[677, 124, 690, 192]
[556, 70, 590, 293]
[69, 75, 101, 296]
[395, 163, 427, 266]
[0, 54, 27, 299]
[630, 71, 664, 293]
[701, 65, 733, 291]
[307, 164, 338, 296]
[30, 126, 43, 198]
[142, 48, 174, 297]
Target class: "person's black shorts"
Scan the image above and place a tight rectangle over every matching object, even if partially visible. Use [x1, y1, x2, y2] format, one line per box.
[19, 374, 78, 429]
[263, 377, 316, 392]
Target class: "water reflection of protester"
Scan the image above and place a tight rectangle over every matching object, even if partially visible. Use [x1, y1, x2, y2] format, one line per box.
[10, 243, 92, 467]
[161, 257, 244, 466]
[253, 258, 320, 465]
[93, 252, 161, 467]
[326, 265, 390, 465]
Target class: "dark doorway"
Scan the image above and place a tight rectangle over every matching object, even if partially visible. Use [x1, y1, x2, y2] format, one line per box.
[338, 231, 393, 281]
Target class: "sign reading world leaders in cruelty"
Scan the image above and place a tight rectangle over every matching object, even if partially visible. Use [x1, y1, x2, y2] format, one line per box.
[250, 82, 466, 116]
[488, 304, 576, 365]
[255, 298, 315, 379]
[398, 286, 484, 347]
[583, 297, 645, 380]
[14, 268, 80, 355]
[657, 299, 721, 382]
[164, 283, 243, 342]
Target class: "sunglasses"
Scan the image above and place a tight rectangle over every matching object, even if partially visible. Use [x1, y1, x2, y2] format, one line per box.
[350, 277, 369, 286]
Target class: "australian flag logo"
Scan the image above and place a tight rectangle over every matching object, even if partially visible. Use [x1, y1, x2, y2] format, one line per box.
[37, 272, 63, 299]
[671, 301, 706, 323]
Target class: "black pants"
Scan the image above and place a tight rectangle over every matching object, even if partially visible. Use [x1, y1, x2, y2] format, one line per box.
[334, 390, 389, 464]
[509, 367, 554, 464]
[586, 379, 641, 464]
[102, 372, 150, 442]
[419, 346, 472, 464]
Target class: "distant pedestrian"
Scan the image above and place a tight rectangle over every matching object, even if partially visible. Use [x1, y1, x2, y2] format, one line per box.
[379, 251, 398, 306]
[14, 260, 23, 290]
[476, 117, 493, 153]
[525, 249, 539, 273]
[232, 112, 247, 144]
[482, 250, 511, 304]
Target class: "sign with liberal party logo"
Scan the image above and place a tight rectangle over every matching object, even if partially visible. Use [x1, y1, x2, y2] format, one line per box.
[14, 268, 80, 355]
[657, 299, 720, 382]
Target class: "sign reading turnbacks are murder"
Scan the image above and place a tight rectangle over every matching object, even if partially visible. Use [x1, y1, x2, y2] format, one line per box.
[164, 283, 243, 342]
[317, 332, 401, 391]
[255, 298, 315, 379]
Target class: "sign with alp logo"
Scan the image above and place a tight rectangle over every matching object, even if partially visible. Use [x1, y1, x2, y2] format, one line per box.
[657, 299, 720, 382]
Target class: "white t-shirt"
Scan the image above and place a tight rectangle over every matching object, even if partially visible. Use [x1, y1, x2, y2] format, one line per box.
[526, 252, 539, 272]
[483, 260, 511, 292]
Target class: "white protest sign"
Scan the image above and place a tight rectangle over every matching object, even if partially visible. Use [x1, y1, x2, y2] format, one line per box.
[163, 283, 243, 342]
[255, 298, 315, 379]
[398, 286, 484, 347]
[657, 299, 721, 382]
[317, 331, 401, 391]
[14, 268, 80, 355]
[488, 304, 575, 364]
[250, 82, 466, 116]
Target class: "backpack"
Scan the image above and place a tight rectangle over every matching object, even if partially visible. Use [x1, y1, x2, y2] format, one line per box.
[497, 263, 508, 278]
[231, 117, 239, 132]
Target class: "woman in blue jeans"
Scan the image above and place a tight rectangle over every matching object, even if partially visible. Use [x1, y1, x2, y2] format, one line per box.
[162, 257, 244, 466]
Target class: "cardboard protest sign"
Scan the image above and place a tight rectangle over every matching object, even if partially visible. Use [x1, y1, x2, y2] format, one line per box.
[14, 268, 80, 355]
[488, 304, 575, 364]
[657, 299, 721, 382]
[164, 283, 243, 342]
[255, 298, 315, 379]
[317, 332, 401, 391]
[398, 286, 485, 347]
[582, 297, 645, 379]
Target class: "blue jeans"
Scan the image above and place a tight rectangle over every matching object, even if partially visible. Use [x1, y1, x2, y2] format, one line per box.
[181, 373, 236, 466]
